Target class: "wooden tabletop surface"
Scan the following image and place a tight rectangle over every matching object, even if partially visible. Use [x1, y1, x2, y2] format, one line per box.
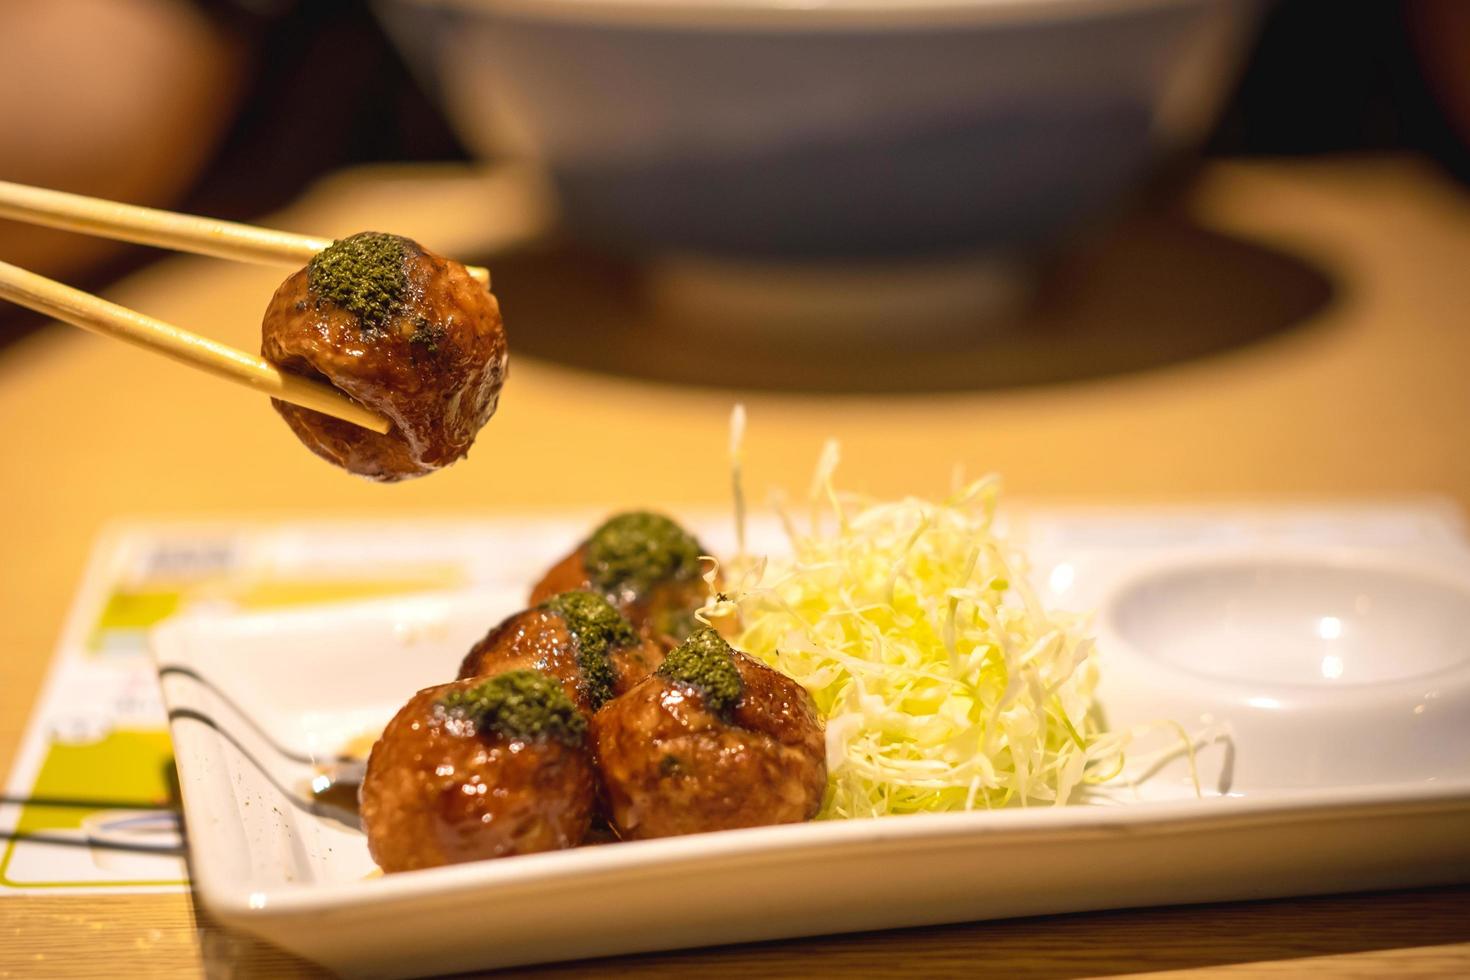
[1, 156, 1468, 977]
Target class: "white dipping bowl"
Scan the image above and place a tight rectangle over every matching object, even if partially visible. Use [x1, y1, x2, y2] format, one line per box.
[1096, 552, 1470, 793]
[1112, 560, 1470, 687]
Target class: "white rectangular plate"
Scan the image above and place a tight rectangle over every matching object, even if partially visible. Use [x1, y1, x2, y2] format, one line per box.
[151, 509, 1470, 977]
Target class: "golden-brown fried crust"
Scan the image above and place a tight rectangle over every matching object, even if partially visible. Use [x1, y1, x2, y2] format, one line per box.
[591, 652, 826, 840]
[528, 550, 587, 607]
[457, 606, 666, 710]
[261, 242, 507, 481]
[457, 609, 590, 711]
[530, 546, 715, 649]
[360, 682, 596, 873]
[608, 634, 666, 695]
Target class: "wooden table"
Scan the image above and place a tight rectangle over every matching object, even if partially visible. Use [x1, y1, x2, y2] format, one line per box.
[1, 156, 1467, 977]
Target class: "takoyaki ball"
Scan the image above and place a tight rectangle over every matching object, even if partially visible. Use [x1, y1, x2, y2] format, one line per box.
[530, 512, 712, 645]
[457, 591, 663, 713]
[360, 671, 595, 873]
[261, 231, 507, 481]
[591, 628, 826, 840]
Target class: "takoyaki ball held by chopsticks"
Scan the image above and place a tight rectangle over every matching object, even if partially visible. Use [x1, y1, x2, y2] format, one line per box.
[532, 512, 712, 645]
[592, 628, 826, 840]
[361, 671, 596, 873]
[261, 232, 507, 481]
[458, 591, 663, 713]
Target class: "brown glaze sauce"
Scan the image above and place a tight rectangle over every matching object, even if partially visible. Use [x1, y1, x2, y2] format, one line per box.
[359, 681, 596, 873]
[530, 545, 715, 649]
[591, 652, 826, 840]
[457, 605, 665, 711]
[261, 237, 507, 481]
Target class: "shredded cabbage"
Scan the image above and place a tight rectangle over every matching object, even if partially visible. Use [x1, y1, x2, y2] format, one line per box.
[702, 439, 1120, 819]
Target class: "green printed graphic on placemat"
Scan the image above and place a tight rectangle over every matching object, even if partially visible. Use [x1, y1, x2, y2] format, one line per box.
[87, 569, 463, 653]
[234, 568, 463, 610]
[0, 729, 184, 888]
[88, 589, 184, 653]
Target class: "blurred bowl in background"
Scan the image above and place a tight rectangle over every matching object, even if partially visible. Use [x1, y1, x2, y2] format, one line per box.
[377, 0, 1262, 265]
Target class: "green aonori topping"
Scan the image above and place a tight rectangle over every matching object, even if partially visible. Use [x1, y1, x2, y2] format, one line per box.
[439, 670, 586, 746]
[308, 232, 411, 330]
[540, 590, 635, 709]
[656, 628, 743, 715]
[409, 317, 442, 355]
[585, 512, 702, 596]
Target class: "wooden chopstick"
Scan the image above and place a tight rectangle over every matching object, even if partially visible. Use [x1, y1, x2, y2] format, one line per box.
[0, 180, 491, 287]
[0, 260, 391, 434]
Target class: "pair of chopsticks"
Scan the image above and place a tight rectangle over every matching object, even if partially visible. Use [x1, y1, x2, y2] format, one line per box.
[0, 180, 492, 434]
